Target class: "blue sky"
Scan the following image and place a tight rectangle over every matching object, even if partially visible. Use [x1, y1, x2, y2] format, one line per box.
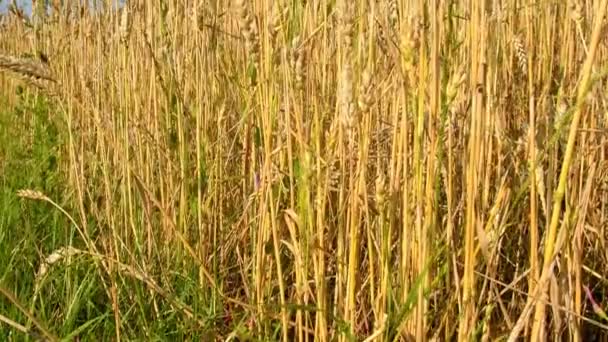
[0, 1, 125, 16]
[0, 1, 32, 15]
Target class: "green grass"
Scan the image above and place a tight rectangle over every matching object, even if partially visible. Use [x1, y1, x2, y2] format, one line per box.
[0, 92, 275, 341]
[0, 97, 114, 341]
[0, 92, 106, 341]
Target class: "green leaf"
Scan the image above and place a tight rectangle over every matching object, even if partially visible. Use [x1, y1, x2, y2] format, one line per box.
[61, 313, 109, 342]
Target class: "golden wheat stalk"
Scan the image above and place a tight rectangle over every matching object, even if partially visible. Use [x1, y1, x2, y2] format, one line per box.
[0, 54, 58, 97]
[0, 54, 55, 83]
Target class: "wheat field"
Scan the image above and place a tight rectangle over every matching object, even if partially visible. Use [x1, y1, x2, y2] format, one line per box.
[0, 0, 607, 341]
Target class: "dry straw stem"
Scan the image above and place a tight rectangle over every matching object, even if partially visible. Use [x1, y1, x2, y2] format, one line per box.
[16, 188, 120, 313]
[466, 259, 608, 332]
[33, 246, 219, 329]
[0, 285, 58, 342]
[3, 0, 608, 340]
[0, 53, 58, 97]
[0, 313, 29, 334]
[35, 246, 82, 280]
[17, 190, 94, 253]
[0, 313, 50, 342]
[510, 0, 608, 340]
[32, 246, 83, 307]
[130, 174, 249, 310]
[460, 0, 486, 339]
[0, 54, 55, 82]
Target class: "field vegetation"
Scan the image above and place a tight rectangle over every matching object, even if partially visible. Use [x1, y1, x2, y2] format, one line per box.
[1, 0, 608, 340]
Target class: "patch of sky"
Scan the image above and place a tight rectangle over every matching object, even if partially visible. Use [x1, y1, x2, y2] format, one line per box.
[0, 0, 126, 16]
